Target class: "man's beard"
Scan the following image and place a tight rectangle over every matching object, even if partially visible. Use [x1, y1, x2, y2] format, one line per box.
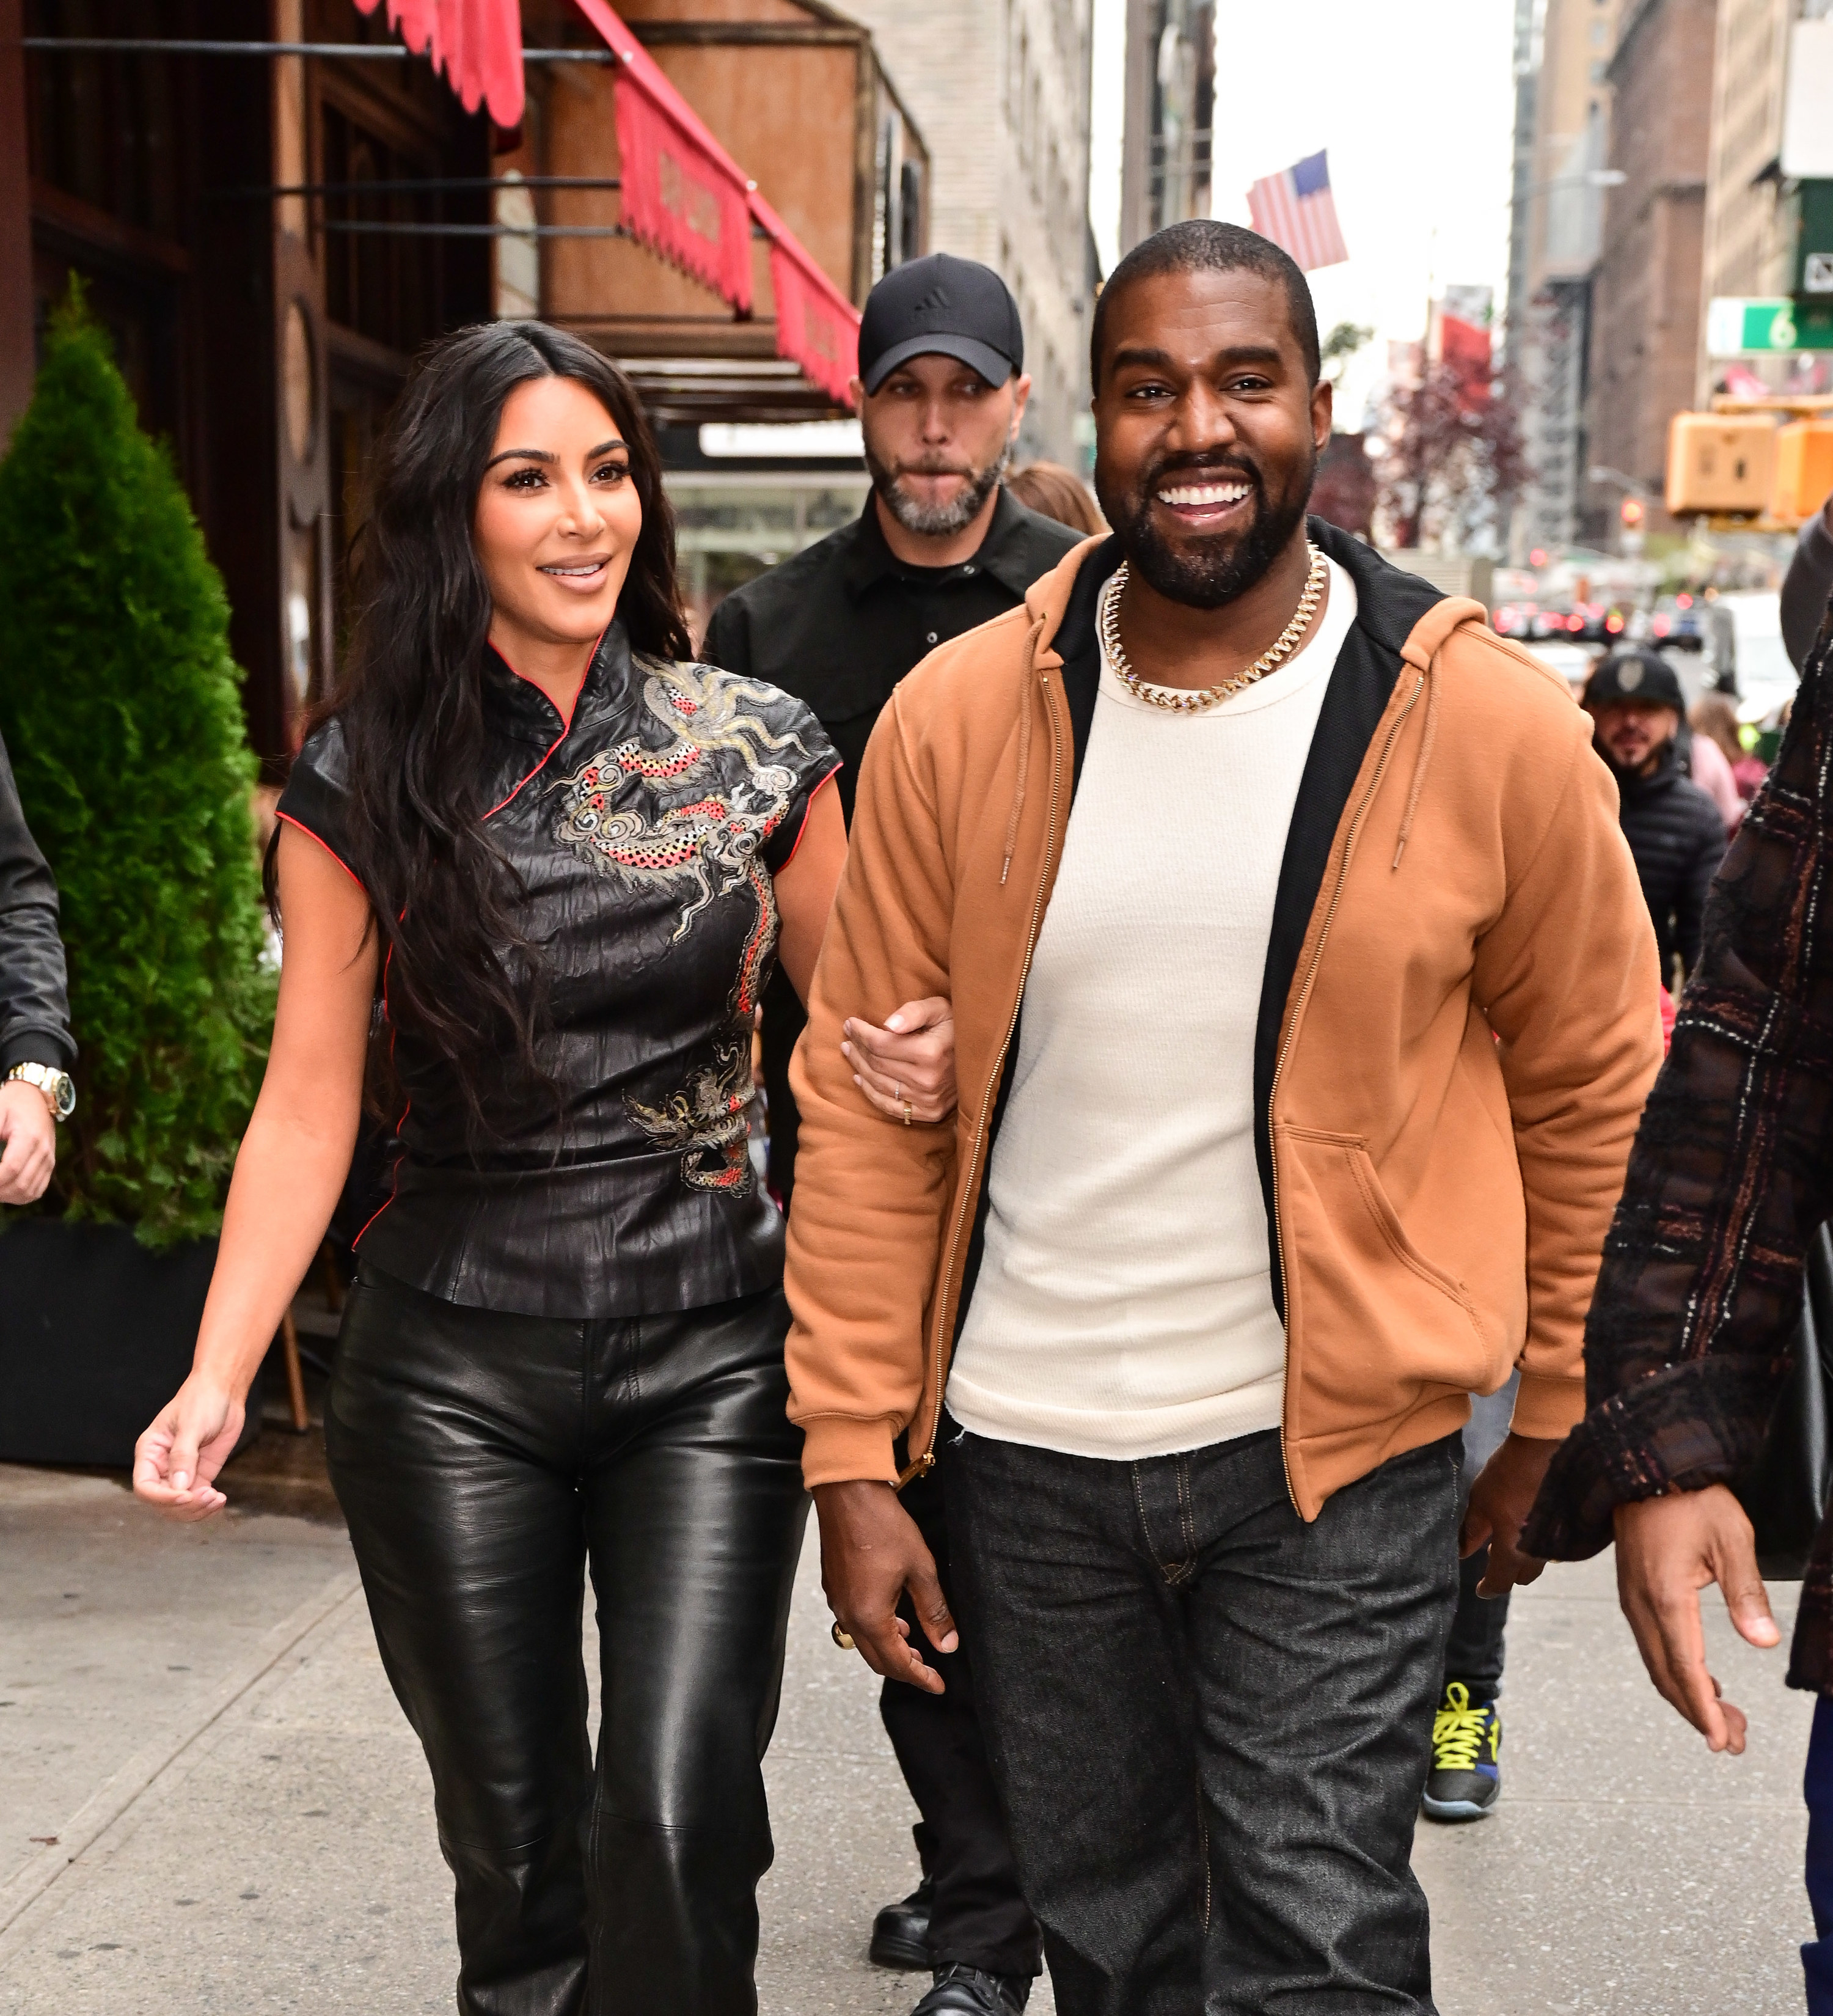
[1097, 449, 1315, 609]
[866, 438, 1011, 537]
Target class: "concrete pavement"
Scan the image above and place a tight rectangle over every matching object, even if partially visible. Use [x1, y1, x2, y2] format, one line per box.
[0, 1456, 1817, 2014]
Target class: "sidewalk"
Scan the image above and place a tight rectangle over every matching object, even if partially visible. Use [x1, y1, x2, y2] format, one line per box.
[0, 1455, 1815, 2014]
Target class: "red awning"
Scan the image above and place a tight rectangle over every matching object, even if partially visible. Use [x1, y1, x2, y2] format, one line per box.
[353, 0, 525, 128]
[750, 192, 860, 408]
[571, 0, 860, 408]
[571, 0, 754, 313]
[357, 0, 862, 410]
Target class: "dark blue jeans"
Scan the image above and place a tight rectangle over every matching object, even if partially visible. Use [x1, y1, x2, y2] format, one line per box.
[946, 1420, 1462, 2015]
[1805, 1696, 1833, 2012]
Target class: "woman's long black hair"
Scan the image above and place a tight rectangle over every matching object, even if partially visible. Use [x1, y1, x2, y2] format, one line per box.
[292, 320, 691, 1131]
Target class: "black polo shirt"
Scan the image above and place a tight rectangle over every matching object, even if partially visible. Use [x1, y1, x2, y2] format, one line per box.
[703, 486, 1082, 826]
[701, 486, 1082, 1201]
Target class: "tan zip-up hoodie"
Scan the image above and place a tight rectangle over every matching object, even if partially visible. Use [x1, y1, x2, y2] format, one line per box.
[782, 533, 1663, 1517]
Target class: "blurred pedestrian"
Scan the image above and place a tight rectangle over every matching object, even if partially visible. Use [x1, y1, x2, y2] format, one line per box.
[1685, 695, 1746, 834]
[1583, 648, 1727, 985]
[1691, 691, 1765, 821]
[0, 727, 75, 1204]
[788, 219, 1661, 2015]
[1005, 460, 1105, 535]
[705, 252, 1074, 2016]
[129, 321, 954, 2015]
[1526, 567, 1833, 2015]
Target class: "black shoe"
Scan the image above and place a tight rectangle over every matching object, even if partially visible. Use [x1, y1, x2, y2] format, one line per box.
[869, 1877, 934, 1970]
[1421, 1680, 1502, 1822]
[912, 1965, 1033, 2015]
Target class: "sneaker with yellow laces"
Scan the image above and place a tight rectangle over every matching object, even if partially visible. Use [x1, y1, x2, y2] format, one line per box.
[1421, 1681, 1501, 1823]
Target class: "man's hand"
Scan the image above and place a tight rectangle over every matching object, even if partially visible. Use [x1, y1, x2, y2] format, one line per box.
[0, 1079, 56, 1205]
[1614, 1484, 1780, 1754]
[814, 1478, 959, 1694]
[1461, 1431, 1563, 1596]
[843, 997, 956, 1124]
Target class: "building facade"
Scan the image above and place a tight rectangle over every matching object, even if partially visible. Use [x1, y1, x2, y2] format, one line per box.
[1586, 0, 1717, 535]
[1506, 0, 1619, 558]
[1697, 0, 1809, 400]
[1117, 0, 1214, 257]
[841, 0, 1097, 465]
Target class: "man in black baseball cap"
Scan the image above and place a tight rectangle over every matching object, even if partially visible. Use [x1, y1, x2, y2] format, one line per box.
[1582, 646, 1726, 984]
[703, 253, 1079, 2016]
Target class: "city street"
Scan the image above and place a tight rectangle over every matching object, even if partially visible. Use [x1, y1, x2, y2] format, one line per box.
[0, 1450, 1817, 2015]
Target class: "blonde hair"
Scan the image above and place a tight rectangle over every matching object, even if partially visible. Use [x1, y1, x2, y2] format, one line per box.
[1689, 693, 1743, 766]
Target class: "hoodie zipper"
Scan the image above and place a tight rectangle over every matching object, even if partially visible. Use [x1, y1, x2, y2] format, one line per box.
[1265, 670, 1426, 1514]
[896, 658, 1067, 1489]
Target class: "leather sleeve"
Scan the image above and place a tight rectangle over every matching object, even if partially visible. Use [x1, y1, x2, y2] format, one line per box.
[1472, 719, 1665, 1442]
[781, 687, 959, 1487]
[1526, 601, 1833, 1560]
[0, 728, 75, 1075]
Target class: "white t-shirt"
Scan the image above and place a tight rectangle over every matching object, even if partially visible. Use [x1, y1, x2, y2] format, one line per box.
[947, 556, 1358, 1461]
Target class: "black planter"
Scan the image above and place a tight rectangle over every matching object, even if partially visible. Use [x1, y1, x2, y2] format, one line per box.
[0, 1218, 261, 1467]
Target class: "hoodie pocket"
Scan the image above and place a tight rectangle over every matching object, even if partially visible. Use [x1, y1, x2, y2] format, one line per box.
[1279, 1126, 1494, 1421]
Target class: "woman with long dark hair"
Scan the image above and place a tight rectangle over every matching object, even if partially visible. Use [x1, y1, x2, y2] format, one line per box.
[130, 321, 952, 2013]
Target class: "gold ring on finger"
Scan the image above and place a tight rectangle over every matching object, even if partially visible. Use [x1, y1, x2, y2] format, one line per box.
[901, 1099, 913, 1127]
[830, 1619, 855, 1651]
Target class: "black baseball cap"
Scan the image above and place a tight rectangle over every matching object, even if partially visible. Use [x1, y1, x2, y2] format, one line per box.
[858, 254, 1024, 395]
[1584, 648, 1685, 713]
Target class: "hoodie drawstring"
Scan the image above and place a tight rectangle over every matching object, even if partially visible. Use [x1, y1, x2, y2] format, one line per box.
[1001, 617, 1047, 885]
[1391, 663, 1438, 871]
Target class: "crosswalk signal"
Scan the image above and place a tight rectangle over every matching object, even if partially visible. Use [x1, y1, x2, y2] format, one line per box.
[1620, 496, 1645, 529]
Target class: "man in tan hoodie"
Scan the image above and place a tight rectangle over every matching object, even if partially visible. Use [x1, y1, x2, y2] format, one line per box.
[785, 220, 1661, 2014]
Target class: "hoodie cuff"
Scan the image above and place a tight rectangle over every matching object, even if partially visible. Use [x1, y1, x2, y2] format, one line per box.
[1521, 1354, 1783, 1560]
[1510, 1369, 1587, 1443]
[796, 1413, 904, 1491]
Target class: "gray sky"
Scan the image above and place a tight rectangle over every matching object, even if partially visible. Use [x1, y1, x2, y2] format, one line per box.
[1089, 1, 1519, 425]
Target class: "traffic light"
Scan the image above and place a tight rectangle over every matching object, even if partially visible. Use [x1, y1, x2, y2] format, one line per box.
[1620, 496, 1645, 528]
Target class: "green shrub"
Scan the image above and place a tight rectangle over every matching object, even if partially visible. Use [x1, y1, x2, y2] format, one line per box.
[0, 284, 274, 1247]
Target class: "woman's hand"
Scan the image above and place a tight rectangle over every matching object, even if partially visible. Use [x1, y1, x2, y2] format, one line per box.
[843, 997, 956, 1124]
[133, 1373, 243, 1522]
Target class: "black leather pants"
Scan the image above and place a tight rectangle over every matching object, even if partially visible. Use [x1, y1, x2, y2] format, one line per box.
[324, 1268, 808, 2016]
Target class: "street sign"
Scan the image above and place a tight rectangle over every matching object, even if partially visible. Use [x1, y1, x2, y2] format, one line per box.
[1707, 296, 1833, 355]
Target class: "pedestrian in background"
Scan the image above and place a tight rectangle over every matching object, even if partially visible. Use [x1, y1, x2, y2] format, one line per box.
[1005, 460, 1105, 536]
[1690, 692, 1758, 830]
[1685, 694, 1747, 835]
[1526, 530, 1833, 2016]
[1583, 648, 1727, 986]
[0, 727, 75, 1204]
[130, 321, 953, 2016]
[704, 252, 1079, 2016]
[788, 219, 1661, 2015]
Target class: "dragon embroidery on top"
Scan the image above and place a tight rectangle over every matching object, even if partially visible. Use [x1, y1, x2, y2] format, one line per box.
[547, 660, 813, 1197]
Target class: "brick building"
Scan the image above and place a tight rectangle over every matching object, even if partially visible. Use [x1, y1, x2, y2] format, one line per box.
[1584, 0, 1717, 537]
[840, 0, 1097, 466]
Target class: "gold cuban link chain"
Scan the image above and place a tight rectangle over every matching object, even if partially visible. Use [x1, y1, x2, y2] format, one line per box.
[1098, 543, 1327, 713]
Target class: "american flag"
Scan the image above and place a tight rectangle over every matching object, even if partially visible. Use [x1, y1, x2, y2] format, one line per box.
[1246, 151, 1350, 272]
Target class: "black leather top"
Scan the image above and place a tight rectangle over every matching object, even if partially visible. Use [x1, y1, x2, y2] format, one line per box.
[277, 621, 838, 1318]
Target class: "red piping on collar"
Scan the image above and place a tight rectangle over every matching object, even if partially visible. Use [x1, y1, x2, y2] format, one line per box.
[481, 632, 601, 821]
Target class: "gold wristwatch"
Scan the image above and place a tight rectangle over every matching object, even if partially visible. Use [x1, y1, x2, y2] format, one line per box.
[5, 1061, 76, 1122]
